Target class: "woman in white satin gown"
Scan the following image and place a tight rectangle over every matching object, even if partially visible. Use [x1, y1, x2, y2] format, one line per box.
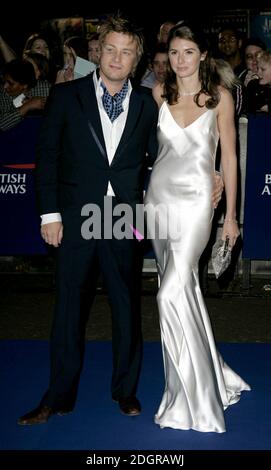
[145, 23, 250, 433]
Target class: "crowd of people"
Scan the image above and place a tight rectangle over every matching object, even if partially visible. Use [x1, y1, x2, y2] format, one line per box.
[1, 19, 270, 133]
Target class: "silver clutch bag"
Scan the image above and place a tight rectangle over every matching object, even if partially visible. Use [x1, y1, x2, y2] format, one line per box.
[211, 236, 231, 278]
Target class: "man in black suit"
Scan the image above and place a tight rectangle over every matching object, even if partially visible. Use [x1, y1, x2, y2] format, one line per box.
[18, 15, 158, 425]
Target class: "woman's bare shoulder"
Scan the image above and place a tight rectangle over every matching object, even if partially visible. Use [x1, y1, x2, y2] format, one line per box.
[216, 85, 235, 118]
[217, 85, 233, 103]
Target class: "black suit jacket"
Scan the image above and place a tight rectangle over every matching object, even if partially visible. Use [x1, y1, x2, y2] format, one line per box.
[36, 73, 158, 220]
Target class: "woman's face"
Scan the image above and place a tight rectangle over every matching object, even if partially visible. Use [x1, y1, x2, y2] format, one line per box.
[31, 39, 49, 59]
[152, 52, 168, 84]
[245, 45, 263, 74]
[63, 45, 76, 69]
[168, 37, 203, 79]
[258, 59, 271, 85]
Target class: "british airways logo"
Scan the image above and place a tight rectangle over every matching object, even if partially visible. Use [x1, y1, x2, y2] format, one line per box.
[0, 162, 35, 194]
[0, 170, 28, 194]
[261, 174, 271, 196]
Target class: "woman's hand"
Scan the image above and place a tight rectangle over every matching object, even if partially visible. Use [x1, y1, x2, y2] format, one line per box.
[55, 66, 74, 84]
[221, 219, 240, 248]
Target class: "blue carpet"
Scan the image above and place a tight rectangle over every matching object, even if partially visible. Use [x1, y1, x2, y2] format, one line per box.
[0, 341, 270, 450]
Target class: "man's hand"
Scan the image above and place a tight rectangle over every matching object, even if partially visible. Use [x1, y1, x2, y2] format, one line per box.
[41, 222, 63, 248]
[212, 173, 224, 208]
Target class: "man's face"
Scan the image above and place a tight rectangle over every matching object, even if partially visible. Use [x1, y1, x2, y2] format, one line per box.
[218, 30, 240, 57]
[3, 74, 27, 97]
[88, 39, 101, 65]
[99, 32, 138, 84]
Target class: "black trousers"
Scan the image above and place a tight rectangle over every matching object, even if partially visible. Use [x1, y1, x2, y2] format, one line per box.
[41, 224, 143, 411]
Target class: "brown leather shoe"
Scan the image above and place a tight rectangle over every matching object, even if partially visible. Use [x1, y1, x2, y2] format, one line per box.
[17, 405, 72, 425]
[118, 397, 141, 416]
[17, 405, 54, 425]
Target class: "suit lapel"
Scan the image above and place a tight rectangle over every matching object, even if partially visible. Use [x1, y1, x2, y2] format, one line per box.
[111, 89, 143, 166]
[75, 75, 108, 164]
[75, 79, 144, 166]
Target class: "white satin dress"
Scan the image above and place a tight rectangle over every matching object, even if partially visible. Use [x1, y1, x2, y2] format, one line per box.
[145, 102, 250, 433]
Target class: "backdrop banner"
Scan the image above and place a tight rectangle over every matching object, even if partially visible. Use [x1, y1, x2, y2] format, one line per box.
[250, 12, 271, 49]
[0, 117, 47, 255]
[243, 113, 271, 259]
